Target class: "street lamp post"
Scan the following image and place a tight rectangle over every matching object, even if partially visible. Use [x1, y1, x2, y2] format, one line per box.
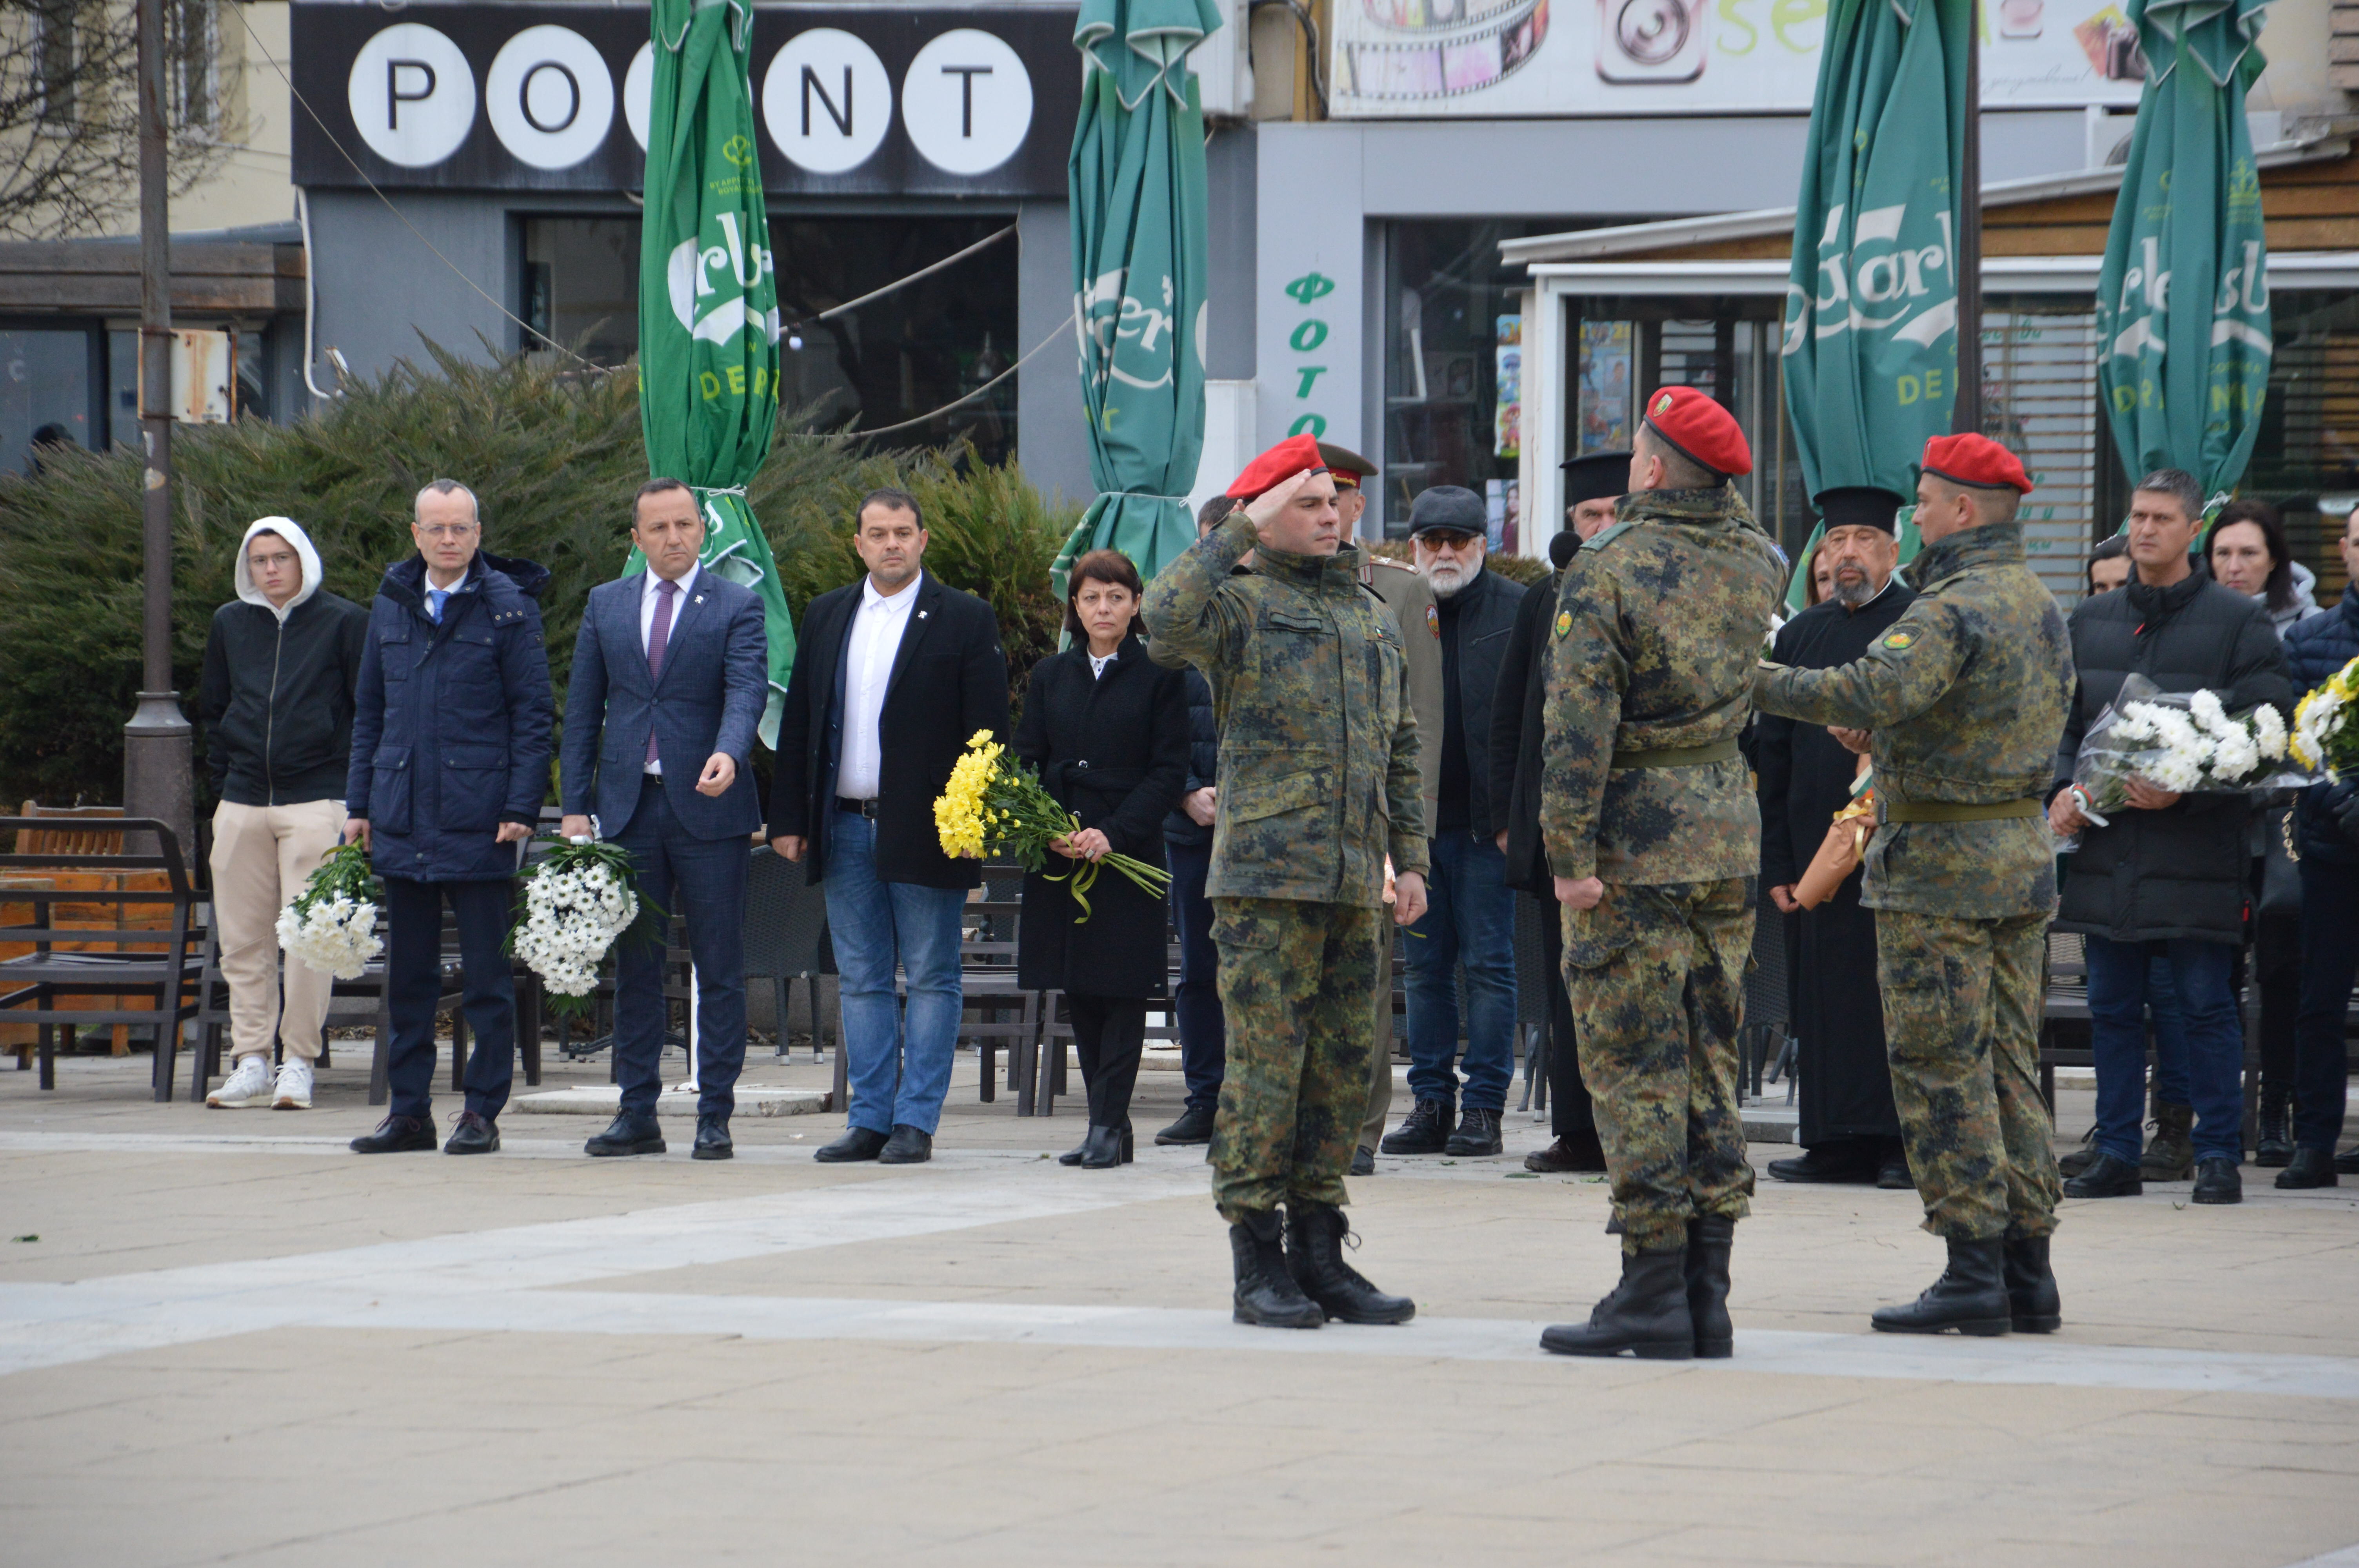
[123, 0, 192, 852]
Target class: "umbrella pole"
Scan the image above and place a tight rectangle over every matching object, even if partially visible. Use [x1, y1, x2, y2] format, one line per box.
[1954, 1, 1984, 437]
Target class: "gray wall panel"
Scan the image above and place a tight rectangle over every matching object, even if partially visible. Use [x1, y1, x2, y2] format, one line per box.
[308, 190, 514, 383]
[1015, 198, 1094, 507]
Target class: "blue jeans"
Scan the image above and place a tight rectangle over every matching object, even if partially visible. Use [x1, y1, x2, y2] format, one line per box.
[1166, 835, 1224, 1113]
[2086, 935, 2244, 1165]
[610, 775, 748, 1122]
[1402, 829, 1518, 1112]
[2141, 954, 2192, 1108]
[821, 809, 965, 1136]
[383, 876, 516, 1122]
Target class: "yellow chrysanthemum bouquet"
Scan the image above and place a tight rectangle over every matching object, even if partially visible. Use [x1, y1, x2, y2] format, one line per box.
[934, 731, 1172, 921]
[2292, 655, 2359, 777]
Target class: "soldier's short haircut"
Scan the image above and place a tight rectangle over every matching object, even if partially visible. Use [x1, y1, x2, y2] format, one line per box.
[857, 486, 923, 532]
[2132, 468, 2205, 524]
[1925, 472, 2020, 527]
[414, 478, 479, 522]
[1637, 425, 1718, 491]
[1197, 494, 1239, 532]
[633, 476, 694, 523]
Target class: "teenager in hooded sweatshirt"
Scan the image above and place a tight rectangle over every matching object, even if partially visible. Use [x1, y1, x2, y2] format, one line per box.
[199, 517, 369, 1109]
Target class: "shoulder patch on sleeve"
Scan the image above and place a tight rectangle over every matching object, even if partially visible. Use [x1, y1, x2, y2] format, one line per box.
[1425, 603, 1439, 638]
[1553, 610, 1574, 640]
[1581, 520, 1636, 553]
[1881, 629, 1916, 651]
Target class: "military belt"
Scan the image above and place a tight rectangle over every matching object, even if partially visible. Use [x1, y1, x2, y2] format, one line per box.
[1609, 739, 1740, 770]
[1881, 799, 2041, 824]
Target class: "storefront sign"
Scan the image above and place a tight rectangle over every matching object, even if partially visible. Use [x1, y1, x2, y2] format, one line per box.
[291, 3, 1080, 196]
[1328, 0, 2145, 116]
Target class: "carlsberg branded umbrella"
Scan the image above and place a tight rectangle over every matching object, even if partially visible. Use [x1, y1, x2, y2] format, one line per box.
[632, 0, 794, 745]
[2096, 0, 2274, 494]
[1782, 0, 1973, 505]
[1050, 0, 1220, 595]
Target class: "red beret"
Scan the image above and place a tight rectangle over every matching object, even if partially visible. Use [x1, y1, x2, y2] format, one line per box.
[1921, 432, 2033, 494]
[1227, 433, 1329, 501]
[1642, 386, 1750, 479]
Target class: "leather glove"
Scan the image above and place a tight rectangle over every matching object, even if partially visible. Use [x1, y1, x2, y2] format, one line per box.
[2328, 780, 2359, 848]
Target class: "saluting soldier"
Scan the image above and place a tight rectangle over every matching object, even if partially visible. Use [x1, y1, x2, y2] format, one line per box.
[1539, 388, 1786, 1361]
[1752, 432, 2074, 1337]
[1143, 435, 1430, 1331]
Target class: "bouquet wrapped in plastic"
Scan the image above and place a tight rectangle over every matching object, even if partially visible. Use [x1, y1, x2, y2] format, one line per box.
[934, 730, 1171, 921]
[507, 838, 665, 1014]
[1793, 758, 1876, 910]
[2291, 653, 2359, 779]
[2068, 673, 2303, 827]
[275, 841, 385, 980]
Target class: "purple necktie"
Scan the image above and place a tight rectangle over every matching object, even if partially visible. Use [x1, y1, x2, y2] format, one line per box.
[647, 577, 678, 767]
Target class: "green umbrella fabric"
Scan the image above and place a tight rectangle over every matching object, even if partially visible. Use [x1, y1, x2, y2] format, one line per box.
[1050, 0, 1221, 599]
[2095, 0, 2274, 495]
[632, 0, 795, 747]
[1781, 0, 1972, 506]
[1781, 510, 1926, 615]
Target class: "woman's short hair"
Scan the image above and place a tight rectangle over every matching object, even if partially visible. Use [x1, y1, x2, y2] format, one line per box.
[2206, 498, 2296, 612]
[2085, 532, 2128, 593]
[1063, 548, 1146, 641]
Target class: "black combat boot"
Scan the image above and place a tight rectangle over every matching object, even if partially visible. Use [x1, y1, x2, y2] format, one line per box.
[1283, 1202, 1415, 1325]
[1444, 1107, 1504, 1156]
[2139, 1102, 2194, 1181]
[1229, 1210, 1323, 1329]
[1379, 1098, 1452, 1155]
[2255, 1090, 2294, 1168]
[2275, 1148, 2339, 1189]
[1685, 1216, 1735, 1359]
[2002, 1234, 2061, 1333]
[1870, 1237, 2011, 1336]
[1539, 1247, 1695, 1359]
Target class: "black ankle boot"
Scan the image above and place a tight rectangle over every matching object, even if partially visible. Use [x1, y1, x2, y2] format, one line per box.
[1078, 1125, 1132, 1169]
[1283, 1202, 1415, 1325]
[1229, 1211, 1323, 1329]
[1539, 1247, 1695, 1359]
[1379, 1099, 1452, 1155]
[1685, 1216, 1734, 1359]
[2275, 1147, 2340, 1189]
[2003, 1234, 2061, 1333]
[1871, 1237, 2011, 1336]
[2256, 1091, 2294, 1168]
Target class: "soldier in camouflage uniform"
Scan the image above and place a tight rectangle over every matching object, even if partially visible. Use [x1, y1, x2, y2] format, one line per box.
[1142, 434, 1431, 1330]
[1752, 432, 2074, 1338]
[1538, 387, 1785, 1361]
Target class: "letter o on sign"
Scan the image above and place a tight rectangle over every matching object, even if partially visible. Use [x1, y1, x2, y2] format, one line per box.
[763, 29, 891, 174]
[349, 23, 474, 168]
[488, 26, 614, 170]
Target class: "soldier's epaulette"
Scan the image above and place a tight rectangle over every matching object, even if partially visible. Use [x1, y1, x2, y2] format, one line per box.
[1918, 569, 1972, 595]
[1581, 520, 1637, 553]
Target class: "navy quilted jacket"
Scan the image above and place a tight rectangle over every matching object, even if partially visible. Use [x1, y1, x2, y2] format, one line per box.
[2285, 591, 2359, 866]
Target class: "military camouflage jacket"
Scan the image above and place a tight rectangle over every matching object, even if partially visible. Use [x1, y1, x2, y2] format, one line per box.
[1541, 483, 1785, 884]
[1142, 510, 1428, 905]
[1752, 519, 2074, 919]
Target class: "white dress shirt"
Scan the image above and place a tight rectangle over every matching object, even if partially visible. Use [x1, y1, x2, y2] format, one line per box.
[837, 570, 922, 800]
[1089, 650, 1115, 679]
[638, 561, 700, 775]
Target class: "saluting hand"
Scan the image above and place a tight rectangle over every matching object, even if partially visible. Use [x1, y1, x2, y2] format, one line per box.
[1244, 469, 1316, 546]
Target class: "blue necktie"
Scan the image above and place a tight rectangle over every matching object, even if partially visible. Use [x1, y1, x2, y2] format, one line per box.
[426, 587, 449, 624]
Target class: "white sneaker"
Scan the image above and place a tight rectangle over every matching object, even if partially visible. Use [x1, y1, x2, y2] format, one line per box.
[272, 1058, 314, 1110]
[207, 1056, 272, 1108]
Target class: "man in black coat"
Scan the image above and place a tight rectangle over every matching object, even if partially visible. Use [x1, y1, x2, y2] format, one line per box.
[2048, 468, 2294, 1205]
[1755, 488, 1916, 1187]
[1490, 452, 1626, 1171]
[769, 488, 1011, 1165]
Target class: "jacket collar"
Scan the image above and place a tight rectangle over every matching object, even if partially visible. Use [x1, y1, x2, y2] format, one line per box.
[1253, 539, 1364, 595]
[1910, 518, 2026, 585]
[2125, 566, 2206, 623]
[379, 550, 549, 613]
[1617, 481, 1748, 529]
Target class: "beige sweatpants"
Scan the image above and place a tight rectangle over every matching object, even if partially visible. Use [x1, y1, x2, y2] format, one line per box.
[209, 799, 344, 1063]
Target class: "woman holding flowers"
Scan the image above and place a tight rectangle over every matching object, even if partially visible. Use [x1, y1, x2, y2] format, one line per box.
[1013, 550, 1189, 1168]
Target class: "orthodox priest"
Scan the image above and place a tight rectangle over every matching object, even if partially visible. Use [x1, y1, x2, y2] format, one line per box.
[1755, 491, 1916, 1190]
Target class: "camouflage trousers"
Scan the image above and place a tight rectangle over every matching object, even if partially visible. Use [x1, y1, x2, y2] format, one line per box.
[1209, 896, 1383, 1224]
[1563, 877, 1756, 1255]
[1876, 910, 2061, 1241]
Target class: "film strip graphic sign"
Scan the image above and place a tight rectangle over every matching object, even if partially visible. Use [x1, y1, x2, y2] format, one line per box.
[1335, 0, 1550, 101]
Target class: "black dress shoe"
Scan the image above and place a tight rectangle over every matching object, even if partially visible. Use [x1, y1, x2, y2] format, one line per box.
[1350, 1146, 1375, 1177]
[1526, 1130, 1609, 1173]
[2337, 1146, 2359, 1175]
[1876, 1148, 1915, 1190]
[443, 1111, 499, 1155]
[2003, 1234, 2061, 1333]
[1379, 1099, 1452, 1155]
[1873, 1237, 2011, 1336]
[1078, 1125, 1133, 1169]
[814, 1126, 889, 1163]
[878, 1124, 932, 1164]
[1444, 1107, 1505, 1156]
[2062, 1149, 2142, 1198]
[1766, 1142, 1880, 1184]
[1539, 1248, 1694, 1359]
[585, 1110, 666, 1158]
[2190, 1155, 2242, 1205]
[351, 1114, 436, 1154]
[2275, 1148, 2339, 1189]
[1285, 1202, 1415, 1324]
[1154, 1105, 1217, 1145]
[692, 1116, 732, 1161]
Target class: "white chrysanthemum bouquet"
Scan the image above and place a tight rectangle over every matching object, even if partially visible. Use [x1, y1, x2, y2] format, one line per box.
[276, 841, 385, 980]
[2291, 654, 2359, 779]
[506, 838, 663, 1014]
[2070, 673, 2303, 826]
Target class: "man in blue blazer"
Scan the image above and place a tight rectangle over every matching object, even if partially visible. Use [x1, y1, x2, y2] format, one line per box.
[561, 478, 768, 1160]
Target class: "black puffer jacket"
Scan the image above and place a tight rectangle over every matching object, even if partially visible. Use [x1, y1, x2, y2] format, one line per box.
[2285, 589, 2359, 866]
[1436, 564, 1524, 837]
[1162, 666, 1218, 846]
[198, 518, 369, 807]
[2052, 573, 2294, 943]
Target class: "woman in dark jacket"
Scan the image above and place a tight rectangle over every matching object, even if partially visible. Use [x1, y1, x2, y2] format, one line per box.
[1015, 549, 1189, 1168]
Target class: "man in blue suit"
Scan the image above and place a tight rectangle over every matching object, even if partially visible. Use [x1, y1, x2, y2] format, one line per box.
[561, 477, 768, 1161]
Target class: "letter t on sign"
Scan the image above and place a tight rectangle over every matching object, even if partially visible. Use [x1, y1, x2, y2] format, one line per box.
[941, 64, 992, 137]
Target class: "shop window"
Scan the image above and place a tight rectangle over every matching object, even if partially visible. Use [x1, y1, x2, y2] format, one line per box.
[0, 326, 97, 475]
[1982, 300, 2105, 604]
[2247, 290, 2359, 604]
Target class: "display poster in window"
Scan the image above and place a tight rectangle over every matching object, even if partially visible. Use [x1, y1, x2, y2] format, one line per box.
[1578, 321, 1632, 455]
[1328, 0, 2144, 116]
[1494, 312, 1521, 459]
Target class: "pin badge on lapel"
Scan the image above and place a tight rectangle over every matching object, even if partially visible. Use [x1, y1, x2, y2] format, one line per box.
[919, 610, 930, 619]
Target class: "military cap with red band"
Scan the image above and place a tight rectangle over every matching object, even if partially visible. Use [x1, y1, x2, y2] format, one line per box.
[1641, 385, 1752, 479]
[1921, 432, 2033, 494]
[1226, 433, 1329, 501]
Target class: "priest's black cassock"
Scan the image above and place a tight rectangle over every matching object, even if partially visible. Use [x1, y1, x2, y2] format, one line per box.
[1754, 578, 1917, 1149]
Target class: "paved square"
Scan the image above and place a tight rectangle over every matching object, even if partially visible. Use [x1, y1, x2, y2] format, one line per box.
[3, 1047, 2355, 1566]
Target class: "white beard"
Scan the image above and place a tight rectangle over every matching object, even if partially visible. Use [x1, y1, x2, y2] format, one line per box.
[1425, 559, 1471, 597]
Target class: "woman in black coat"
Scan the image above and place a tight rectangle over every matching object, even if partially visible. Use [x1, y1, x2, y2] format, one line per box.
[1014, 549, 1190, 1168]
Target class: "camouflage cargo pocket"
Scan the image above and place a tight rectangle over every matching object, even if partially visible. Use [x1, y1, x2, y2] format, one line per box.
[1561, 886, 1637, 971]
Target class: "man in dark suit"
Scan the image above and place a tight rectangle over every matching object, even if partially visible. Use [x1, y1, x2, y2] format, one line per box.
[769, 487, 1010, 1165]
[561, 478, 769, 1161]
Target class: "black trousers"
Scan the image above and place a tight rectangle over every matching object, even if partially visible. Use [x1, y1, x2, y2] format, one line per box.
[384, 876, 516, 1122]
[1069, 992, 1147, 1130]
[2292, 858, 2358, 1154]
[1539, 900, 1596, 1136]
